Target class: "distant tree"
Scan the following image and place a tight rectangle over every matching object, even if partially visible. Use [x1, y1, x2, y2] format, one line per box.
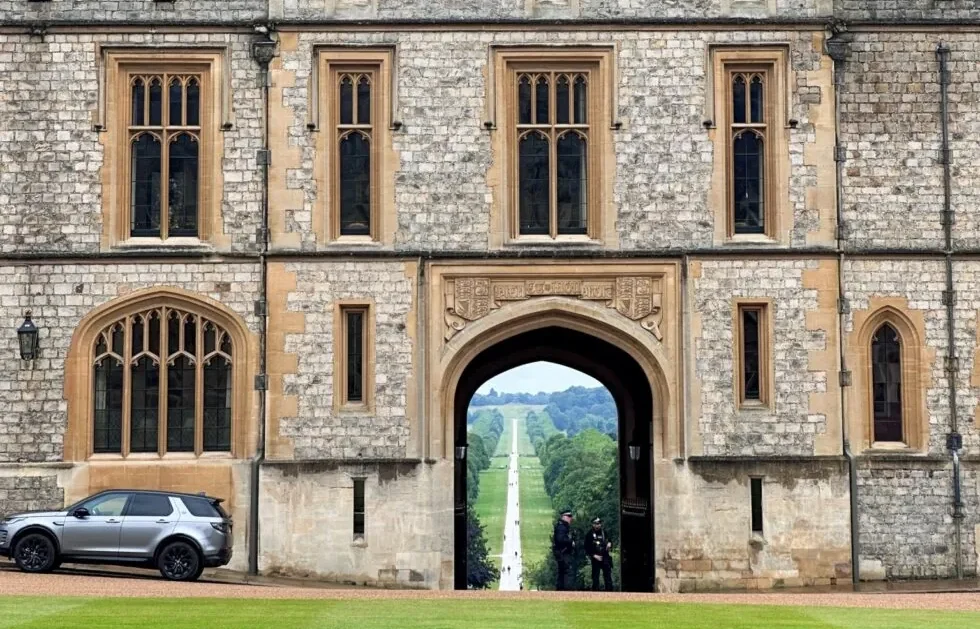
[466, 507, 499, 589]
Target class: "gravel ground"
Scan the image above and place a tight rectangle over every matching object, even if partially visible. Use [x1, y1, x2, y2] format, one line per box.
[1, 568, 979, 611]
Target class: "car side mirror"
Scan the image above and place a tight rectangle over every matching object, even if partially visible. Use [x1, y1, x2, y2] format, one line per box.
[72, 507, 89, 518]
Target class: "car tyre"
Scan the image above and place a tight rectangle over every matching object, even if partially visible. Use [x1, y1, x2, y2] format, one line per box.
[157, 541, 202, 582]
[13, 533, 57, 574]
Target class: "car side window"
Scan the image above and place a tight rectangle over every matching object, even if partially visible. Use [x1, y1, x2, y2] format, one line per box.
[126, 494, 174, 517]
[83, 493, 131, 517]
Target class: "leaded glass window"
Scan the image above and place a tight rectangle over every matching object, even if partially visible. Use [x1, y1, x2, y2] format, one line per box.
[872, 323, 903, 443]
[516, 72, 589, 238]
[336, 73, 373, 237]
[129, 74, 201, 239]
[344, 309, 365, 404]
[91, 307, 232, 455]
[730, 72, 767, 235]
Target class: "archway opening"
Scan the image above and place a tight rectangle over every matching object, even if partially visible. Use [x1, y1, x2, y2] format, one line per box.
[453, 326, 654, 592]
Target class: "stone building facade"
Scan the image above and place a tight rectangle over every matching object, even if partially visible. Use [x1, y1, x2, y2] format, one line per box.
[0, 0, 977, 591]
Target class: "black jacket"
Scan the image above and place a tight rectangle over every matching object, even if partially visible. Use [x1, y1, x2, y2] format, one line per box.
[552, 520, 573, 557]
[585, 529, 610, 559]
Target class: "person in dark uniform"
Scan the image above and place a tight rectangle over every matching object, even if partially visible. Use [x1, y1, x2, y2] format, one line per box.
[551, 509, 575, 591]
[585, 517, 613, 591]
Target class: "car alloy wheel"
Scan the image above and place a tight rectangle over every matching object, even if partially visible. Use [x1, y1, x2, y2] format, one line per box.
[159, 542, 200, 581]
[15, 534, 55, 573]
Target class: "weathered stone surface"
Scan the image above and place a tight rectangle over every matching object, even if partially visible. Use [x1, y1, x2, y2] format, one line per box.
[0, 262, 261, 464]
[0, 0, 265, 22]
[837, 1, 980, 21]
[0, 474, 63, 518]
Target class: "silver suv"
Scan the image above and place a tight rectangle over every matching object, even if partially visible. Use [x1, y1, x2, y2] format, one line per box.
[0, 489, 232, 581]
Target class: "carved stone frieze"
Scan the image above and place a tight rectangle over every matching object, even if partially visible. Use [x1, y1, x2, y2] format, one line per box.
[444, 275, 664, 341]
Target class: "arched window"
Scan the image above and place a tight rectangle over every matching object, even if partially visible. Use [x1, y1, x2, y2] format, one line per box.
[336, 72, 375, 237]
[871, 323, 903, 443]
[91, 306, 233, 456]
[729, 72, 768, 235]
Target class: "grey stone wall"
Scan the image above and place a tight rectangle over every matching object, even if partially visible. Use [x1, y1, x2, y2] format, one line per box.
[0, 474, 64, 518]
[842, 259, 949, 454]
[278, 261, 413, 460]
[951, 262, 980, 456]
[0, 0, 265, 22]
[692, 259, 830, 456]
[0, 262, 261, 464]
[278, 0, 832, 20]
[0, 33, 264, 254]
[836, 1, 980, 21]
[275, 29, 828, 252]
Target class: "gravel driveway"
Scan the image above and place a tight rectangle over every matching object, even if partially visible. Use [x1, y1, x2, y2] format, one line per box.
[1, 566, 979, 611]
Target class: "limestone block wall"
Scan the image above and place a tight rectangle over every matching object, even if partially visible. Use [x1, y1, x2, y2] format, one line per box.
[269, 29, 833, 253]
[0, 261, 262, 464]
[836, 1, 980, 21]
[0, 33, 264, 254]
[258, 460, 453, 588]
[842, 258, 949, 453]
[951, 261, 980, 454]
[275, 0, 833, 20]
[839, 34, 945, 250]
[0, 0, 266, 22]
[689, 258, 838, 457]
[0, 472, 64, 518]
[268, 260, 416, 461]
[657, 460, 851, 591]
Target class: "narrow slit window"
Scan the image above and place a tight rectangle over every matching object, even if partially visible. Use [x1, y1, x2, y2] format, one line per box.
[737, 303, 769, 406]
[729, 70, 768, 236]
[871, 323, 904, 443]
[343, 308, 366, 404]
[750, 477, 763, 534]
[353, 478, 366, 539]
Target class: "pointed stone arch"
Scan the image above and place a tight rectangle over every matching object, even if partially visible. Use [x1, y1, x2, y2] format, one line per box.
[846, 299, 932, 452]
[64, 287, 259, 461]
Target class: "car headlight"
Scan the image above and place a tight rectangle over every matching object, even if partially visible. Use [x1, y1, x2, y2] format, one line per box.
[0, 517, 24, 526]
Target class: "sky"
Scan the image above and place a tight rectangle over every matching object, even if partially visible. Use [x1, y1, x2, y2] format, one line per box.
[476, 361, 603, 395]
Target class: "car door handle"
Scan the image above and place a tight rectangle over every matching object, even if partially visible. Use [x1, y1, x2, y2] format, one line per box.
[155, 520, 170, 524]
[105, 518, 121, 524]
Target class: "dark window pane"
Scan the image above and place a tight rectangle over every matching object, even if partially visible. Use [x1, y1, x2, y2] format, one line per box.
[169, 78, 183, 126]
[96, 334, 107, 357]
[184, 316, 197, 356]
[181, 496, 222, 518]
[132, 79, 145, 126]
[131, 316, 145, 355]
[741, 308, 761, 401]
[556, 76, 570, 125]
[346, 311, 364, 403]
[353, 478, 365, 536]
[148, 311, 161, 356]
[93, 357, 123, 454]
[149, 78, 162, 126]
[574, 75, 588, 124]
[340, 132, 371, 236]
[557, 134, 587, 235]
[750, 76, 764, 124]
[340, 76, 354, 125]
[204, 323, 217, 355]
[130, 356, 159, 453]
[168, 311, 180, 356]
[168, 134, 199, 237]
[872, 324, 903, 442]
[732, 75, 746, 124]
[127, 493, 173, 517]
[167, 355, 196, 452]
[186, 79, 200, 126]
[518, 75, 532, 125]
[733, 132, 765, 234]
[535, 76, 549, 125]
[357, 76, 371, 125]
[204, 356, 232, 452]
[750, 478, 763, 533]
[111, 325, 124, 357]
[130, 135, 161, 237]
[518, 133, 550, 236]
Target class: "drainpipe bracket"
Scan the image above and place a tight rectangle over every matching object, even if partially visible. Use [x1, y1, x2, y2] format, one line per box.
[946, 432, 963, 452]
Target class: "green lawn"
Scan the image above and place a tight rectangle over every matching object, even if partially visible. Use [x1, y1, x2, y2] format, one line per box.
[474, 459, 509, 571]
[518, 415, 555, 568]
[0, 596, 976, 629]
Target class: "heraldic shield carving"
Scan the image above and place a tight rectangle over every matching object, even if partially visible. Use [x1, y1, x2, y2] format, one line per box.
[444, 275, 664, 341]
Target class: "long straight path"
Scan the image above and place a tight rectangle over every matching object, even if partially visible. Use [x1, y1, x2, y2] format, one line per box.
[498, 415, 522, 591]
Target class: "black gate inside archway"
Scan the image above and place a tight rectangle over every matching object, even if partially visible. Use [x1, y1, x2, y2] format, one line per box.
[453, 326, 655, 592]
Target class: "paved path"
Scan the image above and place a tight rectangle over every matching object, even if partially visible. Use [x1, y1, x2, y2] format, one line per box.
[1, 568, 980, 611]
[498, 415, 523, 591]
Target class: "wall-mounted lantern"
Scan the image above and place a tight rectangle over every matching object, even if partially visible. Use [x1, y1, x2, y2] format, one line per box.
[628, 442, 642, 462]
[455, 445, 468, 460]
[17, 311, 39, 361]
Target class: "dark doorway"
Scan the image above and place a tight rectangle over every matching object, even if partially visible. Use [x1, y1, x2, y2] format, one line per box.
[453, 326, 655, 592]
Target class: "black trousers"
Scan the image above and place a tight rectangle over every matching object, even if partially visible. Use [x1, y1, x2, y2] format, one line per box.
[591, 558, 612, 591]
[555, 557, 569, 591]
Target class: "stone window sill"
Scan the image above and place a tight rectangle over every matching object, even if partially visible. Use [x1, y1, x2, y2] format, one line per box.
[352, 537, 368, 548]
[328, 236, 382, 247]
[724, 234, 778, 245]
[113, 237, 216, 253]
[505, 235, 602, 247]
